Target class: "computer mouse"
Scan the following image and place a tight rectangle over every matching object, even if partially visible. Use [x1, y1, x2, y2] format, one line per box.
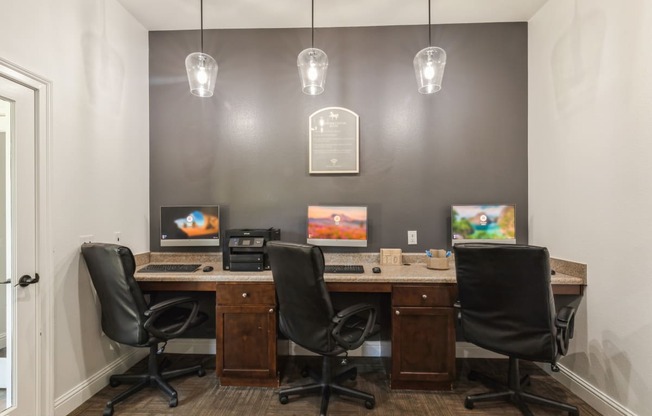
[202, 266, 214, 272]
[372, 267, 381, 274]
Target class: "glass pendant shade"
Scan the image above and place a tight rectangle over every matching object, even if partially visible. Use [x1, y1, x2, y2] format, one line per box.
[413, 46, 446, 94]
[186, 52, 218, 97]
[297, 48, 328, 95]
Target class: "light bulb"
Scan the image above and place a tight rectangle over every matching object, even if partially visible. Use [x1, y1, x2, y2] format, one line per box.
[307, 64, 319, 81]
[196, 67, 208, 85]
[423, 62, 435, 80]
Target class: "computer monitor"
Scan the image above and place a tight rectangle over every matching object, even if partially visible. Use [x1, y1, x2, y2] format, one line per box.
[307, 205, 368, 247]
[451, 204, 516, 245]
[160, 205, 220, 247]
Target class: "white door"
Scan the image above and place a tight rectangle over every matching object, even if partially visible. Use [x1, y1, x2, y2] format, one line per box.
[0, 74, 39, 416]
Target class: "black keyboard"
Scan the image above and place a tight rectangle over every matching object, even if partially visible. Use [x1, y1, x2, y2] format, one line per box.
[324, 265, 365, 274]
[138, 264, 201, 273]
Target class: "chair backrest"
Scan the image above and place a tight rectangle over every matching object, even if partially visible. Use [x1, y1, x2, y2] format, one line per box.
[81, 243, 149, 346]
[454, 243, 558, 363]
[267, 241, 336, 354]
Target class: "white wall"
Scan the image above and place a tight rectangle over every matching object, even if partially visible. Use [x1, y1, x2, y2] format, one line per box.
[529, 1, 652, 414]
[0, 0, 150, 411]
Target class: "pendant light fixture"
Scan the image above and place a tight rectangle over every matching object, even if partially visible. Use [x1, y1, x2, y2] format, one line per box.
[413, 0, 446, 94]
[297, 0, 328, 95]
[185, 0, 218, 97]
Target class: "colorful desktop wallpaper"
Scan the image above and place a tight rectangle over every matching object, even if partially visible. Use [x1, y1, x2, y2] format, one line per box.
[172, 210, 219, 238]
[452, 205, 515, 240]
[308, 206, 367, 240]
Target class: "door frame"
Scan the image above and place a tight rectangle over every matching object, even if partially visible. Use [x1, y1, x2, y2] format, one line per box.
[0, 57, 53, 415]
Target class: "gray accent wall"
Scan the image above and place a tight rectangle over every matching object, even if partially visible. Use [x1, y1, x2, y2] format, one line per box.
[149, 23, 528, 252]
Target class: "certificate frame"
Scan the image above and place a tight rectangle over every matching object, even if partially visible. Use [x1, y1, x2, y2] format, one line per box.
[308, 107, 359, 174]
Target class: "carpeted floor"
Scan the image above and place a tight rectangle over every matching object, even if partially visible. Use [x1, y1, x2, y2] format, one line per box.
[68, 354, 601, 416]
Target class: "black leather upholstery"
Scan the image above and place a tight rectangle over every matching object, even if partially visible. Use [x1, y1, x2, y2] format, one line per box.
[268, 241, 378, 415]
[81, 243, 207, 416]
[454, 243, 579, 416]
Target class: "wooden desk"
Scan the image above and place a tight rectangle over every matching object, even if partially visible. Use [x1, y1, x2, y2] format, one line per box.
[137, 264, 585, 390]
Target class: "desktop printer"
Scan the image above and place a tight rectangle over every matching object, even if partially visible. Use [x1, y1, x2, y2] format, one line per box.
[222, 228, 281, 271]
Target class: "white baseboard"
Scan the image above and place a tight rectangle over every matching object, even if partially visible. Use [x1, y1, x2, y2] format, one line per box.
[164, 339, 501, 359]
[545, 363, 638, 416]
[164, 338, 216, 354]
[53, 349, 148, 416]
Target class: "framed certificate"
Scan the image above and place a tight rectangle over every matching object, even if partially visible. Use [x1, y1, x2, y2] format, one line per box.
[309, 107, 359, 174]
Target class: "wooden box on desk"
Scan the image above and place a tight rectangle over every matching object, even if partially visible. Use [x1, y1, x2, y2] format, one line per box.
[380, 249, 402, 265]
[426, 249, 450, 270]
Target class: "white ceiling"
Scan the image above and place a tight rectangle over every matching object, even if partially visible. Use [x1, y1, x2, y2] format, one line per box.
[117, 0, 549, 31]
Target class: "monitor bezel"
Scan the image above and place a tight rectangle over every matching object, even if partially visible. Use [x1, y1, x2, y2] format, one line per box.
[451, 204, 516, 246]
[160, 205, 220, 247]
[307, 205, 368, 248]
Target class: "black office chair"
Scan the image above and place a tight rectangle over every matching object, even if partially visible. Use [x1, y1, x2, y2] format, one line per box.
[267, 241, 379, 416]
[454, 243, 579, 416]
[81, 243, 208, 416]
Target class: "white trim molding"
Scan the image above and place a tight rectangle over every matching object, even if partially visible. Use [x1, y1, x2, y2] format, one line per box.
[53, 349, 148, 416]
[547, 364, 638, 416]
[0, 57, 54, 416]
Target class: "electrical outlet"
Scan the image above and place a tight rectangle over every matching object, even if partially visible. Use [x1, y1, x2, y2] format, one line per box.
[114, 232, 122, 243]
[408, 230, 417, 245]
[79, 235, 94, 245]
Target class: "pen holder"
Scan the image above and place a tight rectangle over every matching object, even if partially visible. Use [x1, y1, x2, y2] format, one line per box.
[426, 249, 450, 270]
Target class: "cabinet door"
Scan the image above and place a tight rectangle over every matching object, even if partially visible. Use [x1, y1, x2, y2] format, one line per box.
[216, 304, 278, 386]
[391, 306, 455, 389]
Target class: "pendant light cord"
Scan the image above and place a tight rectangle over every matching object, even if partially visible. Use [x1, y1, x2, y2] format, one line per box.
[200, 0, 204, 53]
[428, 0, 432, 47]
[311, 0, 315, 48]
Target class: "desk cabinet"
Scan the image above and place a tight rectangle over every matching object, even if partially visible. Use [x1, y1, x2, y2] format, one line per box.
[215, 282, 279, 387]
[391, 284, 456, 390]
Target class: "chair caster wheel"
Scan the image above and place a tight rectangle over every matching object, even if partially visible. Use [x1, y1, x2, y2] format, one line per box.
[467, 371, 479, 381]
[103, 405, 114, 416]
[464, 398, 474, 409]
[198, 368, 206, 377]
[365, 400, 375, 409]
[109, 379, 121, 388]
[169, 396, 178, 407]
[279, 395, 289, 405]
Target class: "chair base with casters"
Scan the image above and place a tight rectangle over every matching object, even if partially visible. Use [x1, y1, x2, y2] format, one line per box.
[102, 344, 206, 416]
[464, 356, 579, 416]
[279, 355, 375, 416]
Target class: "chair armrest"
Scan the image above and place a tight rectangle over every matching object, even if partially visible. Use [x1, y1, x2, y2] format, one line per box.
[144, 296, 200, 340]
[331, 303, 377, 351]
[555, 306, 576, 356]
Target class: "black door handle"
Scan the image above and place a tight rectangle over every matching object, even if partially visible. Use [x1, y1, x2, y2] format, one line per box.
[1, 279, 11, 284]
[18, 273, 39, 287]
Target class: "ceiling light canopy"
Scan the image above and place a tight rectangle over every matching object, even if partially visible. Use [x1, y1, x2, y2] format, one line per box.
[186, 0, 218, 97]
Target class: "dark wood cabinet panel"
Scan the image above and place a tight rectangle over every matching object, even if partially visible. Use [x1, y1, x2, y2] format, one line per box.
[391, 284, 456, 390]
[216, 283, 278, 387]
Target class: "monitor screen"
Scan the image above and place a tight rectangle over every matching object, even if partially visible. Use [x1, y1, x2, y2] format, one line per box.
[451, 204, 516, 245]
[160, 205, 220, 247]
[307, 205, 368, 247]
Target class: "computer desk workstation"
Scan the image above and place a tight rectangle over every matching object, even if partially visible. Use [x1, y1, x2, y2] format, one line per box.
[135, 253, 586, 391]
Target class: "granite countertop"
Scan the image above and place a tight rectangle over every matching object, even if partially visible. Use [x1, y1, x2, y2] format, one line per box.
[134, 253, 586, 286]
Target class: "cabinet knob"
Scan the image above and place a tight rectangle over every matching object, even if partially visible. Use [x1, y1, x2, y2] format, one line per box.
[269, 308, 274, 313]
[395, 310, 400, 315]
[422, 294, 428, 299]
[242, 293, 248, 298]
